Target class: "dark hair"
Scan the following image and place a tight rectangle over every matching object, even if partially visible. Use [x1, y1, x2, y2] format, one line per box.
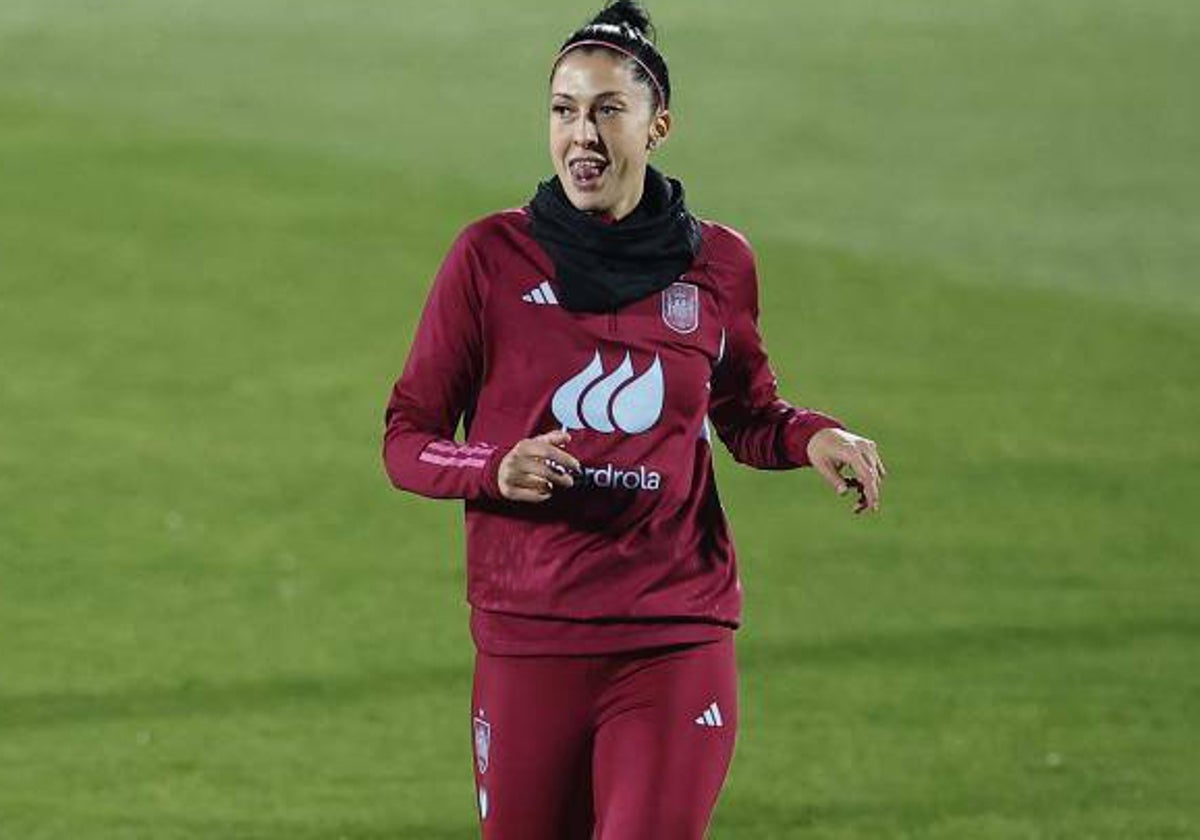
[553, 0, 672, 111]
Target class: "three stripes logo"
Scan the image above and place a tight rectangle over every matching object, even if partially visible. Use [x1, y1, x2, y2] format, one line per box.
[522, 280, 559, 306]
[551, 349, 664, 435]
[695, 701, 725, 728]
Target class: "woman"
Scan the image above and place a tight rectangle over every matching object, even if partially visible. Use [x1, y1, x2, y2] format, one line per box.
[382, 2, 887, 836]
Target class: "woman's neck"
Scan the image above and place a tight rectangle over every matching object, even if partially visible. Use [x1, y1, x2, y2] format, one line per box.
[593, 169, 647, 223]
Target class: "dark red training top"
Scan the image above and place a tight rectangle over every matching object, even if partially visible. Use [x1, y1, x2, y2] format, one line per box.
[383, 207, 844, 655]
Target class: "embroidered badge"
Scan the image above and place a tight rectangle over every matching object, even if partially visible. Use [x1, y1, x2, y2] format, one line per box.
[662, 282, 699, 334]
[473, 712, 491, 775]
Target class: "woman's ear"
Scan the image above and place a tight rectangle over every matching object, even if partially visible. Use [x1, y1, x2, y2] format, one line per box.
[649, 110, 672, 150]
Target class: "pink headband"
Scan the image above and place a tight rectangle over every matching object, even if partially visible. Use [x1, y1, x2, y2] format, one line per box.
[551, 39, 667, 111]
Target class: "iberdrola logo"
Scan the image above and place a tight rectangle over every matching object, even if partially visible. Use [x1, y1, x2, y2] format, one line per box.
[551, 349, 664, 434]
[549, 349, 665, 492]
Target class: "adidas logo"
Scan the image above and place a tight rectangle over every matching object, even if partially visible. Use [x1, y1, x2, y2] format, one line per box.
[521, 280, 559, 305]
[694, 701, 724, 728]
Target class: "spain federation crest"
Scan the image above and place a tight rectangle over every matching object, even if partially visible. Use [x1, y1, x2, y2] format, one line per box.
[662, 282, 699, 334]
[473, 712, 491, 775]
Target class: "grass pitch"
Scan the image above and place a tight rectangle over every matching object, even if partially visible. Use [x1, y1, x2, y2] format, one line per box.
[1, 1, 1197, 837]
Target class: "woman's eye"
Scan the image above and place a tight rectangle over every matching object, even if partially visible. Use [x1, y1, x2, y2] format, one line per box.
[598, 106, 621, 117]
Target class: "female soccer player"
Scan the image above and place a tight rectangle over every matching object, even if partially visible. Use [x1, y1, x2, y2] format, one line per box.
[382, 2, 887, 836]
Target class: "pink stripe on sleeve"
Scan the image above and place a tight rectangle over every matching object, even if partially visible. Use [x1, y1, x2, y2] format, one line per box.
[418, 450, 489, 469]
[426, 440, 497, 458]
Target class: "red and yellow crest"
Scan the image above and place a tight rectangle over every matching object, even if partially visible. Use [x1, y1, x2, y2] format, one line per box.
[661, 282, 699, 334]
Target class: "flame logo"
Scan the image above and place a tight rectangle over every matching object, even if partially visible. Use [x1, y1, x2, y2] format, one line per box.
[551, 350, 664, 434]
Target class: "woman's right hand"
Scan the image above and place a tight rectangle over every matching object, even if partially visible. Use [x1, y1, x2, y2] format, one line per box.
[497, 430, 582, 503]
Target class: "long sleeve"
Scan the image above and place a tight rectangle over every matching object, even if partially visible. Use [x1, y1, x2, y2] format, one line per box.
[707, 228, 845, 469]
[382, 227, 504, 500]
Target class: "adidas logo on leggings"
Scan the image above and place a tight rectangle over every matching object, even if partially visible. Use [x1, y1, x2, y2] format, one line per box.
[694, 701, 724, 728]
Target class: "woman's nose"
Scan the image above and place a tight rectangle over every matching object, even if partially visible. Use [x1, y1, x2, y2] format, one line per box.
[573, 114, 599, 146]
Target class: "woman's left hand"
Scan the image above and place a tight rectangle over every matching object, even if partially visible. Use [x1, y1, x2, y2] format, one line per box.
[806, 427, 887, 514]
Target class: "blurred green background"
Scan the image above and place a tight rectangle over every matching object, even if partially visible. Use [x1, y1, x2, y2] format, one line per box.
[1, 1, 1197, 837]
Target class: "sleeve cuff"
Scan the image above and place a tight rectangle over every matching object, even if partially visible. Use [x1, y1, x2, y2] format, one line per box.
[783, 411, 845, 468]
[477, 445, 506, 500]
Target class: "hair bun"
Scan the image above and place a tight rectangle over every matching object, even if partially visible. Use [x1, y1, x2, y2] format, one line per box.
[590, 0, 656, 42]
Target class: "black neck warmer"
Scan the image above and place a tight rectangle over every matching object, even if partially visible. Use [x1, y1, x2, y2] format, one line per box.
[526, 165, 702, 313]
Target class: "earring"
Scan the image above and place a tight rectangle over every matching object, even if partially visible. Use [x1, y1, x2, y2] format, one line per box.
[648, 138, 659, 150]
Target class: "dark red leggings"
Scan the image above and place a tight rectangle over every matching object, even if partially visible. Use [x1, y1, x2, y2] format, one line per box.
[470, 637, 738, 839]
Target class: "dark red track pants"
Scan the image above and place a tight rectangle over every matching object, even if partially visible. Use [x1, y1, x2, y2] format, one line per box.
[470, 637, 738, 839]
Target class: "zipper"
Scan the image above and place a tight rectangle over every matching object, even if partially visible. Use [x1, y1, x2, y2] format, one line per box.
[608, 311, 617, 334]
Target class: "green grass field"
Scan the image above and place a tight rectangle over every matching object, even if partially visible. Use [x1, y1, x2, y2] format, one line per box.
[2, 1, 1197, 837]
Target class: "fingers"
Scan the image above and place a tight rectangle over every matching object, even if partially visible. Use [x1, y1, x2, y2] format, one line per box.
[526, 456, 576, 489]
[811, 432, 887, 515]
[498, 432, 583, 503]
[500, 456, 570, 502]
[532, 429, 574, 453]
[542, 445, 582, 475]
[812, 458, 850, 496]
[527, 432, 583, 474]
[848, 449, 881, 513]
[849, 437, 890, 513]
[499, 470, 556, 504]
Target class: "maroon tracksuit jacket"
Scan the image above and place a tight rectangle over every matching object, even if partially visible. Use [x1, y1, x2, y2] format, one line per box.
[382, 208, 844, 655]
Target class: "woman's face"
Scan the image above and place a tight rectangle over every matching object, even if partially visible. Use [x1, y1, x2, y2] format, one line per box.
[549, 49, 670, 220]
